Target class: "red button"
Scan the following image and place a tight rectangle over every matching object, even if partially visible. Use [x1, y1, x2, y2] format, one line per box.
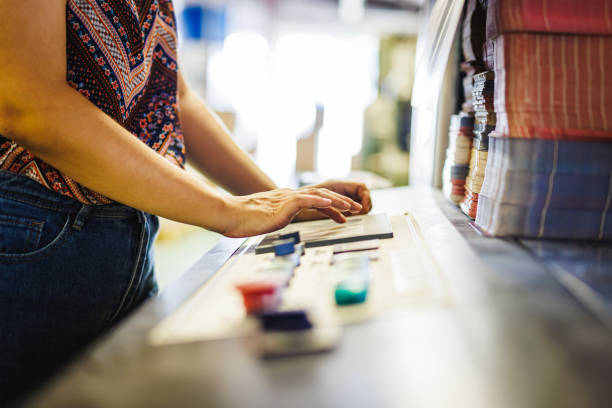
[236, 281, 281, 314]
[236, 281, 278, 296]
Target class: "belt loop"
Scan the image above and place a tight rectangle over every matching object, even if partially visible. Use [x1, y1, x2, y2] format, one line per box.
[72, 204, 93, 231]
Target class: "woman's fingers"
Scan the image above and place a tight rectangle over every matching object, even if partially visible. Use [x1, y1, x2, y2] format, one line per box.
[285, 190, 355, 224]
[316, 207, 347, 223]
[356, 183, 372, 214]
[309, 181, 371, 214]
[292, 191, 349, 223]
[335, 182, 370, 213]
[302, 188, 362, 212]
[293, 193, 332, 209]
[225, 186, 364, 237]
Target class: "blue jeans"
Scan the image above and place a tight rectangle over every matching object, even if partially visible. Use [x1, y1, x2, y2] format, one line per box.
[0, 171, 159, 404]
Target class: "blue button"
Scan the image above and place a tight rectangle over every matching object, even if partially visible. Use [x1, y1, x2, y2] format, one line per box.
[259, 310, 312, 332]
[280, 231, 301, 244]
[273, 238, 295, 256]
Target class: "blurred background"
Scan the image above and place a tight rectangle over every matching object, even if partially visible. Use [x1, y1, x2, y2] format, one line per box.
[156, 0, 436, 288]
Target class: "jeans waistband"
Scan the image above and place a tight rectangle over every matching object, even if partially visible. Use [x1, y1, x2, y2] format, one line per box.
[0, 170, 137, 218]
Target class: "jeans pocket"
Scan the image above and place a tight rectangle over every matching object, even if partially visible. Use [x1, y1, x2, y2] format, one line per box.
[0, 199, 72, 261]
[0, 214, 44, 254]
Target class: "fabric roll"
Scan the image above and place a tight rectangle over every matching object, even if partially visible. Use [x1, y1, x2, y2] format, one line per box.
[461, 148, 488, 219]
[465, 149, 488, 194]
[460, 71, 494, 219]
[473, 124, 494, 151]
[486, 0, 612, 39]
[443, 114, 475, 204]
[460, 190, 479, 220]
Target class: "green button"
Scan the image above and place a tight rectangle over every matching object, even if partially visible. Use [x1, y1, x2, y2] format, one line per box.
[335, 279, 368, 305]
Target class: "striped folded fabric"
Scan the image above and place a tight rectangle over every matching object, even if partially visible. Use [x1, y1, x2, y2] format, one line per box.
[476, 196, 612, 240]
[483, 137, 612, 175]
[489, 33, 612, 140]
[461, 0, 612, 241]
[475, 136, 612, 239]
[486, 0, 612, 39]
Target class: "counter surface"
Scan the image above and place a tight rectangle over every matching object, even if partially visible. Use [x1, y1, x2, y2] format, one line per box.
[27, 187, 612, 408]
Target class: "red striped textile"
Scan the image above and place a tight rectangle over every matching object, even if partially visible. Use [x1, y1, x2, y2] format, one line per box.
[486, 0, 612, 39]
[491, 33, 612, 140]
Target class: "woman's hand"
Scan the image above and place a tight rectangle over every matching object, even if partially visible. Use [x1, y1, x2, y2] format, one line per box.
[223, 187, 362, 237]
[293, 180, 373, 223]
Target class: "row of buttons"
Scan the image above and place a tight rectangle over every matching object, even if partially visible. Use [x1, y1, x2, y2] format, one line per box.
[234, 234, 377, 356]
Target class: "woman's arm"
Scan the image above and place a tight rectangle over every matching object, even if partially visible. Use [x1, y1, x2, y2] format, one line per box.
[0, 0, 358, 237]
[177, 74, 371, 223]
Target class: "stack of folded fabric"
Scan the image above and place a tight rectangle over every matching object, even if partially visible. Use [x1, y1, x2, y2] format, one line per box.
[472, 70, 495, 157]
[462, 0, 486, 62]
[473, 0, 612, 240]
[485, 0, 612, 39]
[460, 61, 483, 113]
[461, 71, 495, 219]
[460, 0, 487, 113]
[476, 138, 612, 240]
[487, 33, 612, 140]
[442, 0, 486, 205]
[442, 114, 474, 204]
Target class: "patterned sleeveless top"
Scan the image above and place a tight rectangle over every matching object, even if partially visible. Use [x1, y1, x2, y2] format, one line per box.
[0, 0, 185, 205]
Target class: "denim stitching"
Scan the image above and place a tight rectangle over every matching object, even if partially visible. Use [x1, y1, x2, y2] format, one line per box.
[0, 215, 72, 264]
[30, 221, 44, 249]
[105, 211, 147, 326]
[0, 215, 44, 253]
[122, 214, 150, 313]
[0, 188, 77, 213]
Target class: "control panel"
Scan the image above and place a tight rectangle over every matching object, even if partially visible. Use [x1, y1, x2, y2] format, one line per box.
[149, 214, 447, 356]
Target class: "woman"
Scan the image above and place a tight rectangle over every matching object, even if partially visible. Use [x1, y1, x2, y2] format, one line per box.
[0, 0, 372, 403]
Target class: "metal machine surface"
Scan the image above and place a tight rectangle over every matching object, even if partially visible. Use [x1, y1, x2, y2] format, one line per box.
[27, 187, 612, 408]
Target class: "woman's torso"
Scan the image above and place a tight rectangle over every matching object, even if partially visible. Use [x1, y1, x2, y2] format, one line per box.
[0, 0, 185, 205]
